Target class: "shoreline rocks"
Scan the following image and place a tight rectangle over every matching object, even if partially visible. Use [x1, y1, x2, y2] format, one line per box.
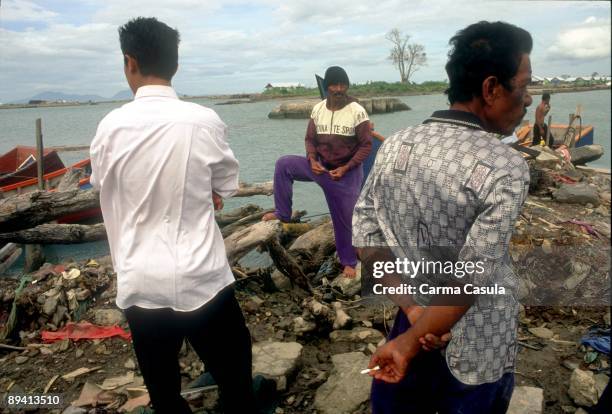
[268, 97, 410, 119]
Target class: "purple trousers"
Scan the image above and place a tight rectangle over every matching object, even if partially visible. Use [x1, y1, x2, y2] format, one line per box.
[273, 155, 362, 267]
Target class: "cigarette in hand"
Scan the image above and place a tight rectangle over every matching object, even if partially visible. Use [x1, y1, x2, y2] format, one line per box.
[360, 365, 380, 375]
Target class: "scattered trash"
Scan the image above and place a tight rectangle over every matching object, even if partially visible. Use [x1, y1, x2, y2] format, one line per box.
[529, 326, 555, 339]
[41, 322, 131, 342]
[43, 374, 59, 393]
[62, 366, 102, 381]
[62, 268, 81, 280]
[559, 219, 603, 238]
[100, 371, 135, 390]
[118, 393, 150, 412]
[580, 326, 611, 354]
[584, 351, 599, 364]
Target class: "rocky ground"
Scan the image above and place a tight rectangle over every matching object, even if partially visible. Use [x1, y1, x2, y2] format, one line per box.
[0, 161, 610, 413]
[0, 266, 609, 414]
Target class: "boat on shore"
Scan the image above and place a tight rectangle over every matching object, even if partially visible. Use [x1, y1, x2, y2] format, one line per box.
[516, 123, 594, 147]
[0, 146, 66, 188]
[0, 146, 99, 223]
[516, 120, 603, 165]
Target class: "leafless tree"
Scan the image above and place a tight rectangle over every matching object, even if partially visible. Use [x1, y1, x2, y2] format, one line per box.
[385, 28, 427, 83]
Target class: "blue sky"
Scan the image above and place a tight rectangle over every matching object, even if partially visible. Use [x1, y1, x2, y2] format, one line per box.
[0, 0, 610, 102]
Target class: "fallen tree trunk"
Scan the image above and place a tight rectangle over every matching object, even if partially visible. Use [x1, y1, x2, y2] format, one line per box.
[265, 237, 313, 293]
[0, 246, 22, 274]
[0, 189, 99, 233]
[56, 168, 87, 191]
[0, 223, 107, 244]
[270, 220, 336, 289]
[224, 220, 282, 265]
[233, 181, 273, 197]
[222, 209, 308, 238]
[216, 204, 262, 227]
[0, 208, 302, 245]
[221, 209, 274, 238]
[0, 182, 275, 233]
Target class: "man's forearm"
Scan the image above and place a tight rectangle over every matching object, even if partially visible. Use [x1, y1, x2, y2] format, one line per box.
[401, 304, 471, 345]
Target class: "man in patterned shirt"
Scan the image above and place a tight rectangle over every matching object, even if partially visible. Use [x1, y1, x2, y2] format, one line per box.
[264, 66, 371, 278]
[353, 21, 533, 413]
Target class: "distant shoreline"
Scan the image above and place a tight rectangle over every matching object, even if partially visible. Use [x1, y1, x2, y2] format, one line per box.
[1, 84, 609, 110]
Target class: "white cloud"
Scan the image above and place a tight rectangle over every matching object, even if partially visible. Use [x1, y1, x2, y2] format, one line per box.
[0, 1, 610, 101]
[547, 18, 611, 60]
[0, 0, 58, 22]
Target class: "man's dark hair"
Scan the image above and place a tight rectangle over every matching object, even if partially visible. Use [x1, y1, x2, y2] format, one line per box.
[542, 92, 551, 101]
[445, 21, 533, 104]
[118, 17, 180, 80]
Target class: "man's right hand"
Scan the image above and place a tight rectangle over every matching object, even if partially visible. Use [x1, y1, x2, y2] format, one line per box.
[309, 158, 326, 175]
[369, 331, 420, 383]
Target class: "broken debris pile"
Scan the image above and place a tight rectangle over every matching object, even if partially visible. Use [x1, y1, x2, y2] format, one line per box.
[0, 165, 610, 412]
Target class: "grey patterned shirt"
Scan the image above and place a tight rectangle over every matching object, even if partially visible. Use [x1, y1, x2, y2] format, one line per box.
[353, 110, 530, 384]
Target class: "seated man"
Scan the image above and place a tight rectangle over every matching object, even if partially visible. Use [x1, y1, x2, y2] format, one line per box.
[263, 66, 371, 278]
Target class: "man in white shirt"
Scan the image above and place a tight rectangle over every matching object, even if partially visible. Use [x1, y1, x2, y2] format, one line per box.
[90, 17, 254, 413]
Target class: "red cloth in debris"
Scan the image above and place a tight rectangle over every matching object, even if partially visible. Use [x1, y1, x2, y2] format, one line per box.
[41, 322, 131, 342]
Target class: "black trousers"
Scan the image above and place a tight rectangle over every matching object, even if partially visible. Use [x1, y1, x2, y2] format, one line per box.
[124, 286, 255, 414]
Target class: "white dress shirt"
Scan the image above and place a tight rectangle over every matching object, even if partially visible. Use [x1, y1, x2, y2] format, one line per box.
[90, 85, 239, 311]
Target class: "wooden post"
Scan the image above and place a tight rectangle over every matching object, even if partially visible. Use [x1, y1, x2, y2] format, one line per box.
[35, 118, 44, 190]
[28, 118, 46, 273]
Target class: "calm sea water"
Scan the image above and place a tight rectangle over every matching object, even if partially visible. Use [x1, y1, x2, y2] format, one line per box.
[1, 89, 610, 268]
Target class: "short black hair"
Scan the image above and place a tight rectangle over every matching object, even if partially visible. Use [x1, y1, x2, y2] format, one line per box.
[445, 21, 533, 104]
[118, 17, 180, 80]
[542, 92, 551, 101]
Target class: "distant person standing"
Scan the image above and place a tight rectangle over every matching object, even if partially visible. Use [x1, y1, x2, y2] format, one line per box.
[90, 17, 255, 413]
[532, 92, 551, 146]
[263, 66, 372, 278]
[362, 121, 385, 187]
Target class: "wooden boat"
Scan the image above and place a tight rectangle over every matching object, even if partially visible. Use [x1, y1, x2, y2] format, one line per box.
[0, 146, 65, 188]
[515, 118, 601, 165]
[516, 122, 594, 148]
[0, 147, 99, 223]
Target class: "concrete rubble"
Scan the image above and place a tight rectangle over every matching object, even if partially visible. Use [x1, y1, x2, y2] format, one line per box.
[507, 386, 544, 414]
[252, 341, 303, 391]
[568, 368, 599, 407]
[314, 352, 372, 414]
[0, 164, 609, 412]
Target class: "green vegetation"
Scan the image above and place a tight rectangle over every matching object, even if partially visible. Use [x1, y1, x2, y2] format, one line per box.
[261, 80, 448, 98]
[350, 80, 448, 95]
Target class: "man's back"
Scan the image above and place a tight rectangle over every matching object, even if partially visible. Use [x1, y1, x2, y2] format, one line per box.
[354, 111, 530, 383]
[90, 85, 239, 311]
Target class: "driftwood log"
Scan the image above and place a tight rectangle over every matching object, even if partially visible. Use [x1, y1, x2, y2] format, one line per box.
[233, 181, 273, 197]
[0, 189, 99, 233]
[221, 209, 274, 238]
[0, 223, 107, 244]
[265, 237, 313, 292]
[216, 204, 262, 227]
[0, 244, 22, 274]
[56, 168, 87, 192]
[0, 203, 275, 245]
[0, 182, 274, 234]
[224, 220, 282, 264]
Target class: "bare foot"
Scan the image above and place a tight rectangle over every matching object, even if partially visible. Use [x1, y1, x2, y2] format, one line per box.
[342, 265, 356, 279]
[262, 212, 278, 221]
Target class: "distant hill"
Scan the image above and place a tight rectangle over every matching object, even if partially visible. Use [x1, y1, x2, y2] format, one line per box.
[26, 91, 106, 103]
[10, 89, 134, 104]
[110, 89, 133, 100]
